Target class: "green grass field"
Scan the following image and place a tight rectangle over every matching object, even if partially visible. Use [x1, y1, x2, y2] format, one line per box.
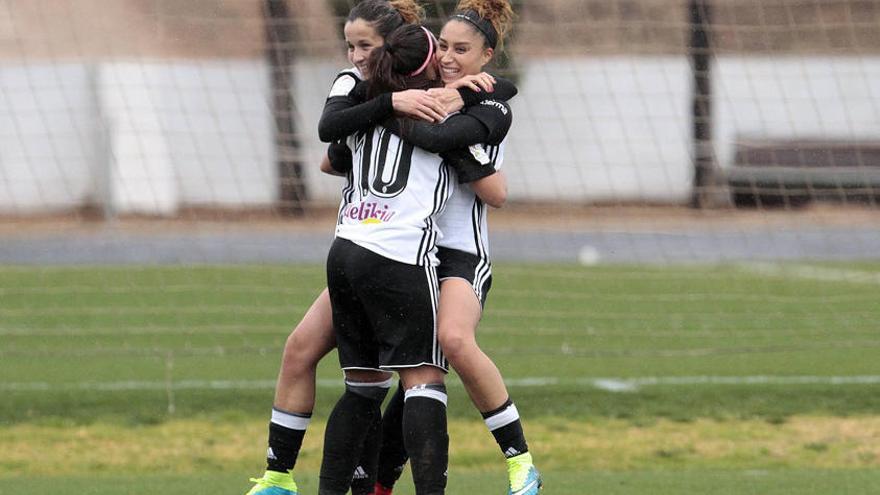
[2, 262, 880, 494]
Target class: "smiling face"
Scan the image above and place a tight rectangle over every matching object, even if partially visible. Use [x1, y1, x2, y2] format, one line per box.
[436, 19, 494, 83]
[344, 18, 384, 77]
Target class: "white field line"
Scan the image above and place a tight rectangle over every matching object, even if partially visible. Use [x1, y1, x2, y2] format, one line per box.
[7, 306, 877, 320]
[6, 283, 860, 303]
[741, 262, 880, 285]
[0, 285, 317, 296]
[3, 375, 880, 393]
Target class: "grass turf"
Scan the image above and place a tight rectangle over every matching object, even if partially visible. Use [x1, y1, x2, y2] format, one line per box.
[2, 470, 880, 495]
[2, 263, 879, 424]
[2, 263, 880, 493]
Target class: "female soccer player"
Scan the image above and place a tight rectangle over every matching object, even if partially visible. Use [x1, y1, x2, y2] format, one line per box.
[246, 6, 426, 495]
[248, 0, 536, 493]
[321, 2, 542, 494]
[367, 2, 543, 495]
[319, 22, 456, 495]
[246, 2, 502, 494]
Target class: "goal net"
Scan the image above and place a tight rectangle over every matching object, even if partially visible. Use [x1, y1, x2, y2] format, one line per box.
[1, 0, 877, 215]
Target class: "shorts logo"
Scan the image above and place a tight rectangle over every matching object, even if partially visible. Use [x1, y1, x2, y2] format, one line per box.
[343, 201, 397, 224]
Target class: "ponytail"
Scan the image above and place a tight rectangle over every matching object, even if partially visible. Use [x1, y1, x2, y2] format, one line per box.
[367, 24, 439, 99]
[368, 45, 406, 99]
[389, 0, 425, 24]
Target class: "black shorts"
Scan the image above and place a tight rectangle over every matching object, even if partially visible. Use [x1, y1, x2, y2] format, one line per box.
[436, 247, 492, 308]
[326, 237, 447, 372]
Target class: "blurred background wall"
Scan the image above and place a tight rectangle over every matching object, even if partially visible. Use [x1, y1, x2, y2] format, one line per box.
[1, 0, 879, 215]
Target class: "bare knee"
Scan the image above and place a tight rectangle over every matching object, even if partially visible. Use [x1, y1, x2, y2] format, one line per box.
[438, 322, 476, 365]
[280, 327, 331, 376]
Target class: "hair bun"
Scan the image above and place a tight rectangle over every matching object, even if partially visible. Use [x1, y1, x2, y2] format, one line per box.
[388, 0, 426, 24]
[454, 0, 515, 49]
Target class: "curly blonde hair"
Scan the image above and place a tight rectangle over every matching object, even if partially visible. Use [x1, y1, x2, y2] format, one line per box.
[454, 0, 515, 50]
[389, 0, 426, 24]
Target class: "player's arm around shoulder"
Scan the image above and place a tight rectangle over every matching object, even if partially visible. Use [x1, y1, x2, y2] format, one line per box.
[438, 73, 518, 111]
[463, 98, 513, 146]
[318, 70, 394, 143]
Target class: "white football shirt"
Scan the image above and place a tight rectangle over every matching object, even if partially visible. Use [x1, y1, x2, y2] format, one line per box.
[335, 125, 454, 266]
[327, 67, 363, 98]
[435, 139, 505, 260]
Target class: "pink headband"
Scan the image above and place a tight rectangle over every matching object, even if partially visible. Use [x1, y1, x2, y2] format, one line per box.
[409, 26, 435, 77]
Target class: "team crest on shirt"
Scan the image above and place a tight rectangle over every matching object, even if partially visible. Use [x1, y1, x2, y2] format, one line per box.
[468, 144, 492, 165]
[342, 201, 398, 224]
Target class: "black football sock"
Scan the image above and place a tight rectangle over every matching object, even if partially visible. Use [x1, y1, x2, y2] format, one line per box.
[266, 408, 312, 473]
[349, 413, 382, 495]
[403, 383, 448, 495]
[376, 382, 408, 489]
[319, 380, 390, 495]
[481, 398, 529, 458]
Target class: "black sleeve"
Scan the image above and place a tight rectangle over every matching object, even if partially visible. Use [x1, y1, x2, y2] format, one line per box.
[317, 75, 393, 143]
[327, 141, 353, 174]
[383, 97, 512, 151]
[440, 147, 497, 184]
[461, 100, 513, 145]
[349, 79, 369, 102]
[457, 76, 518, 106]
[384, 114, 491, 153]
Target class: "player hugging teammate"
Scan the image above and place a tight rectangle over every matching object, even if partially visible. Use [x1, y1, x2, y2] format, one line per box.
[246, 1, 542, 495]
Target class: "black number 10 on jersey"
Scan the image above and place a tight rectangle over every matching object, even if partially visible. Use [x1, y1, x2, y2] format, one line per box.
[355, 127, 414, 198]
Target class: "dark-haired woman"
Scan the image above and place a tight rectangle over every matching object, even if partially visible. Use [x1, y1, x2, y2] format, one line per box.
[246, 5, 439, 495]
[318, 24, 464, 495]
[367, 2, 542, 495]
[247, 1, 533, 494]
[324, 3, 541, 495]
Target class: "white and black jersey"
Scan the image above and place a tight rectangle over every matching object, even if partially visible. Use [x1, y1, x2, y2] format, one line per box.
[434, 140, 504, 305]
[327, 67, 363, 98]
[385, 98, 511, 263]
[436, 140, 504, 258]
[335, 125, 455, 267]
[432, 100, 510, 304]
[318, 67, 395, 144]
